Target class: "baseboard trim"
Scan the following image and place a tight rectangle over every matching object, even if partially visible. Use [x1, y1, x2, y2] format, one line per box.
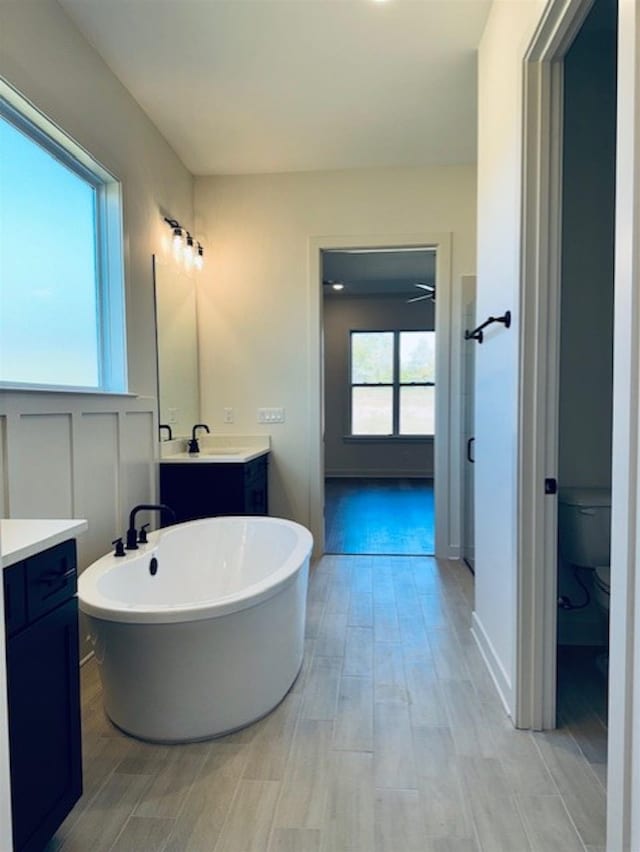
[471, 611, 513, 717]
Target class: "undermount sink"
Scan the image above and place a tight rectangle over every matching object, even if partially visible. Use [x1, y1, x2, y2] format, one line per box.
[160, 435, 271, 464]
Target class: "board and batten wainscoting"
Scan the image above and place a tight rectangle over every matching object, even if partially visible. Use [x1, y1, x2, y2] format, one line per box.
[0, 390, 158, 656]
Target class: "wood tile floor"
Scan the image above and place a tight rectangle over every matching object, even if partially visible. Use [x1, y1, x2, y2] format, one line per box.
[47, 556, 606, 851]
[556, 646, 608, 793]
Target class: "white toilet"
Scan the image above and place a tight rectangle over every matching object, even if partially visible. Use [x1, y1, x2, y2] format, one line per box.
[558, 487, 611, 670]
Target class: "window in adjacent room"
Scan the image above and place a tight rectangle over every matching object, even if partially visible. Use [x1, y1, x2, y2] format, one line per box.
[350, 330, 435, 436]
[0, 83, 126, 392]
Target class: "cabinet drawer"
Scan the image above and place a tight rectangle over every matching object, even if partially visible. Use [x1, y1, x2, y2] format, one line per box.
[26, 540, 77, 623]
[4, 562, 27, 637]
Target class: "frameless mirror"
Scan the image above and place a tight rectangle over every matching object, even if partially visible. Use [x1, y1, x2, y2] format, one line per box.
[153, 254, 200, 439]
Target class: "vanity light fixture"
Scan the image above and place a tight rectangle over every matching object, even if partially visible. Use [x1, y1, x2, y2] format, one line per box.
[184, 232, 195, 268]
[163, 217, 205, 271]
[163, 218, 183, 260]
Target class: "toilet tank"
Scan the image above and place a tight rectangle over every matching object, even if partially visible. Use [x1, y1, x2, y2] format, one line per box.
[558, 487, 611, 567]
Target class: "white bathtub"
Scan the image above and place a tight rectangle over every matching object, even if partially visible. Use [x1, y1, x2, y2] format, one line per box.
[79, 516, 313, 742]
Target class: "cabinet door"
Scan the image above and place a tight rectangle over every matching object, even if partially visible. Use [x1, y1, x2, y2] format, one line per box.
[4, 562, 27, 637]
[244, 457, 268, 515]
[161, 463, 245, 521]
[7, 599, 82, 852]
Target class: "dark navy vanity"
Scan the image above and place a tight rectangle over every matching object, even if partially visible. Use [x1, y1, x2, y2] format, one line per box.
[2, 519, 87, 852]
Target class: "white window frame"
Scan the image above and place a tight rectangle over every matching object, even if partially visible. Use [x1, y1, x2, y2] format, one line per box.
[0, 80, 127, 393]
[349, 329, 435, 438]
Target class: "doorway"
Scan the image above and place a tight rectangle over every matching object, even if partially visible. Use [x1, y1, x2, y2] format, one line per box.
[513, 0, 640, 842]
[554, 0, 616, 786]
[308, 232, 456, 560]
[515, 0, 617, 740]
[321, 247, 436, 556]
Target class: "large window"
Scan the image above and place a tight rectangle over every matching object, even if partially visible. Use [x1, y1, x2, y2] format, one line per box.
[350, 330, 435, 436]
[0, 85, 126, 392]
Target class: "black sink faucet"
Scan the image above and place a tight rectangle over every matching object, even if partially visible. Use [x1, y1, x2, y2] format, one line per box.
[159, 424, 173, 441]
[188, 423, 210, 454]
[126, 504, 177, 550]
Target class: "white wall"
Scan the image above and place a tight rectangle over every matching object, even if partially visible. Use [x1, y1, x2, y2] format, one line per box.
[477, 0, 640, 845]
[473, 0, 546, 710]
[0, 3, 195, 843]
[607, 1, 640, 845]
[194, 166, 476, 534]
[0, 0, 194, 550]
[323, 295, 434, 477]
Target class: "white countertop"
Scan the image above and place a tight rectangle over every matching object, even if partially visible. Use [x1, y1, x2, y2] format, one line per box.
[160, 434, 270, 464]
[1, 519, 88, 568]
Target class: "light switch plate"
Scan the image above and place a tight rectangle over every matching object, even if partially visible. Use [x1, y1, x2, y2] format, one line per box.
[257, 407, 285, 424]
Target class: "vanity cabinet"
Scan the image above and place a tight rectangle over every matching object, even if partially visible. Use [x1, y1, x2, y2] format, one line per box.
[3, 539, 82, 852]
[160, 453, 269, 523]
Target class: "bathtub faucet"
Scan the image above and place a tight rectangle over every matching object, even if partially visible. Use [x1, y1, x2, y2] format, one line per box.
[126, 504, 177, 550]
[188, 423, 210, 454]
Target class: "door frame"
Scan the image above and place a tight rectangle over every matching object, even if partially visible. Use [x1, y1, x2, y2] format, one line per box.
[517, 0, 593, 733]
[307, 231, 455, 559]
[519, 0, 640, 846]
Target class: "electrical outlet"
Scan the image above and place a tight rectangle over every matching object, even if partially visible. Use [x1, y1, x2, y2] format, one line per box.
[257, 407, 285, 424]
[223, 407, 234, 424]
[168, 408, 178, 424]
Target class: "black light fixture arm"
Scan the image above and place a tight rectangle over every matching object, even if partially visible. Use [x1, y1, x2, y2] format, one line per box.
[464, 310, 511, 344]
[162, 216, 205, 265]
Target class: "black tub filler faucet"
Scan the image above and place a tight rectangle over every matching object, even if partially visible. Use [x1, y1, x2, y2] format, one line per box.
[125, 504, 176, 550]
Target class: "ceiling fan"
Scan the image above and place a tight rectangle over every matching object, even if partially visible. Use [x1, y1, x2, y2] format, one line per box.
[407, 282, 436, 303]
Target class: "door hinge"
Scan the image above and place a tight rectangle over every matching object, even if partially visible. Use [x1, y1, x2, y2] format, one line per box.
[545, 478, 557, 495]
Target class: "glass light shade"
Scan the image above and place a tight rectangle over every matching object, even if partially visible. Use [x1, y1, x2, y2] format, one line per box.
[172, 229, 184, 262]
[184, 234, 194, 266]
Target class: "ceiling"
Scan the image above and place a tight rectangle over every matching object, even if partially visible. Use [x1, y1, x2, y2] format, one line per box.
[322, 247, 435, 298]
[58, 0, 492, 176]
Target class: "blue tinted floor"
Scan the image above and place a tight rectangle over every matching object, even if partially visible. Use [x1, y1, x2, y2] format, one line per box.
[324, 477, 435, 555]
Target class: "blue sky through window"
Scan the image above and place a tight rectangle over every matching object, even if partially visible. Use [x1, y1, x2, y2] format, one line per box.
[0, 114, 100, 386]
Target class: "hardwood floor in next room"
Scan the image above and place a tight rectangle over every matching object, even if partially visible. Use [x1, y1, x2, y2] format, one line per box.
[47, 555, 606, 851]
[324, 477, 434, 555]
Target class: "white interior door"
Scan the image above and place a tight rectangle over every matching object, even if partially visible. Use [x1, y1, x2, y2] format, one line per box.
[462, 276, 476, 570]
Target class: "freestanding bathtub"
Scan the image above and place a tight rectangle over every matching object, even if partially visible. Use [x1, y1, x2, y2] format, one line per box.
[78, 516, 313, 742]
